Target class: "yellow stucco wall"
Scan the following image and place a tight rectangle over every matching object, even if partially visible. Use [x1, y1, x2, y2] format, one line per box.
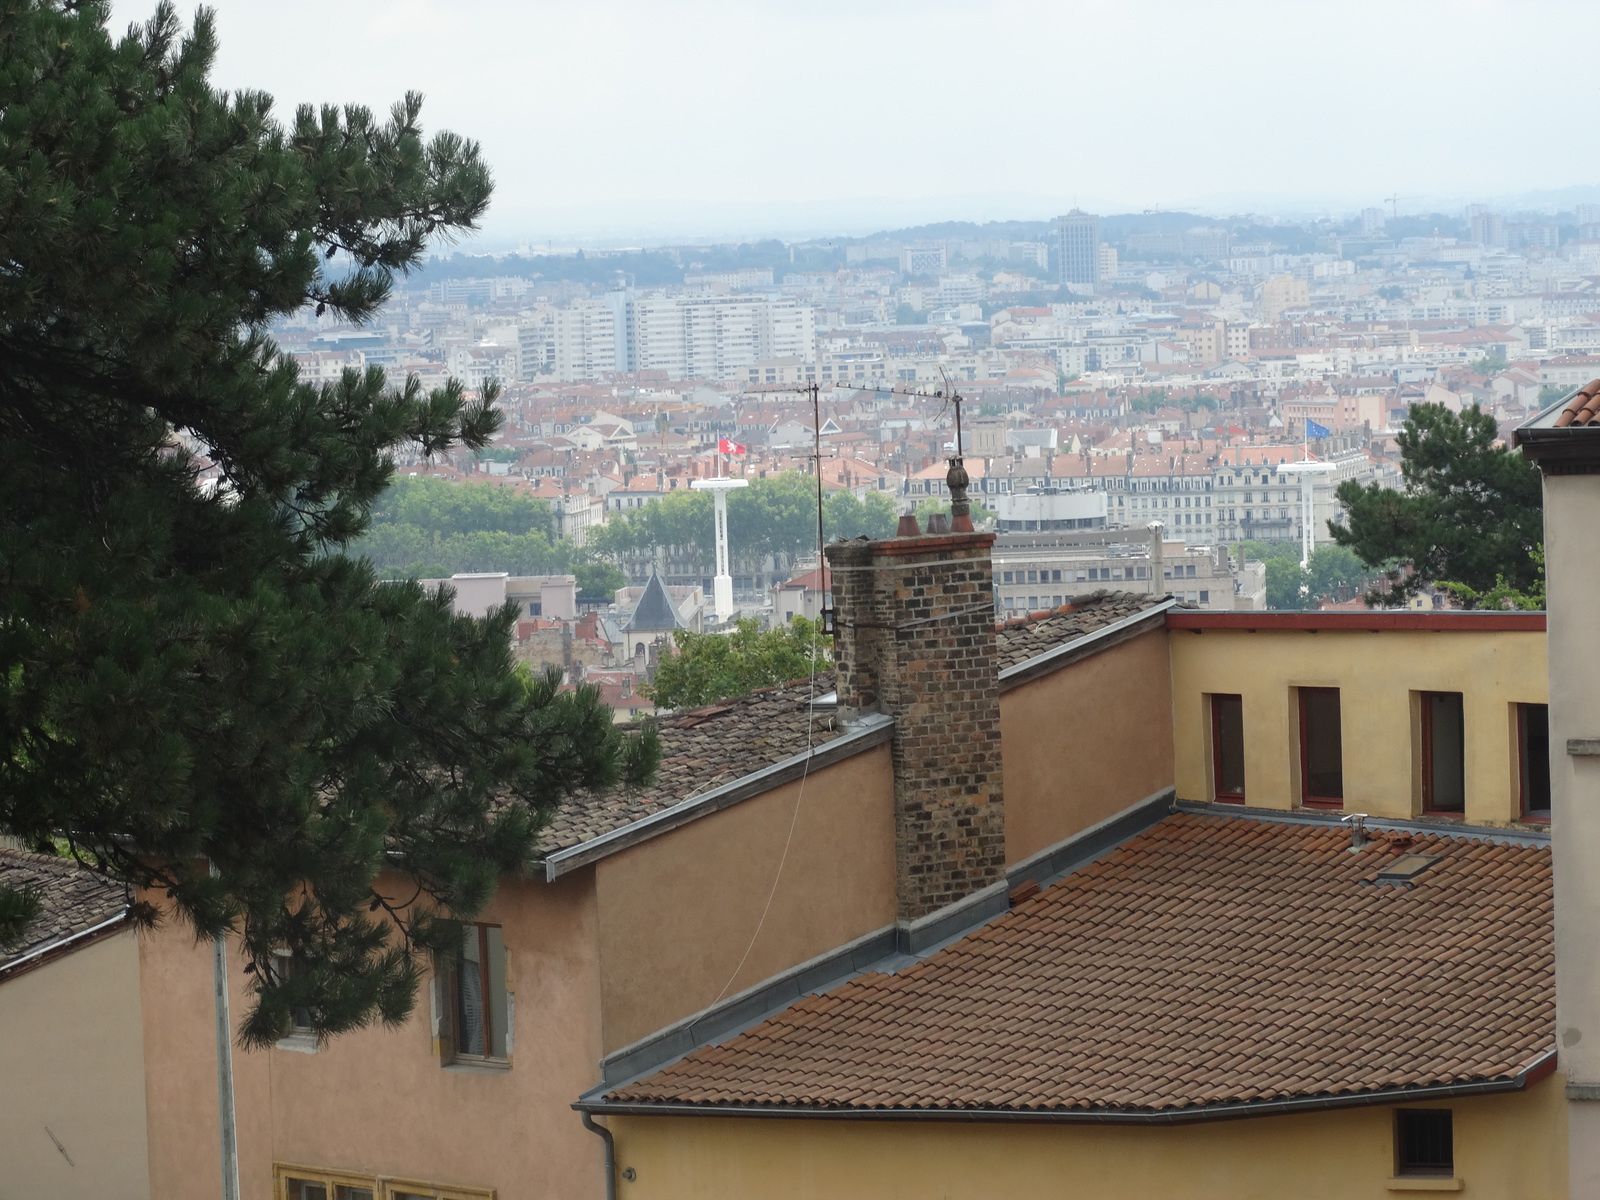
[140, 871, 606, 1200]
[1170, 627, 1548, 823]
[0, 927, 151, 1200]
[595, 743, 896, 1053]
[605, 1074, 1566, 1200]
[1000, 627, 1175, 865]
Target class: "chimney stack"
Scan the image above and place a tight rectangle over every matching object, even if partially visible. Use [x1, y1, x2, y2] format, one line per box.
[825, 528, 1005, 922]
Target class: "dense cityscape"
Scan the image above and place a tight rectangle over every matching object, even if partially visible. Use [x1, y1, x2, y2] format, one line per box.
[267, 200, 1598, 695]
[7, 3, 1600, 1199]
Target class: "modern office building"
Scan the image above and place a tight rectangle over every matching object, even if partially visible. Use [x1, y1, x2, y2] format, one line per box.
[1057, 209, 1100, 289]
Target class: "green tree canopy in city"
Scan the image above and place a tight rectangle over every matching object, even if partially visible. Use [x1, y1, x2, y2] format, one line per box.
[1329, 404, 1542, 607]
[0, 2, 653, 1044]
[357, 475, 579, 579]
[646, 618, 831, 711]
[588, 474, 901, 568]
[1255, 544, 1376, 610]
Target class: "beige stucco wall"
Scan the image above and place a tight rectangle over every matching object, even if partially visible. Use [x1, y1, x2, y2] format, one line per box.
[0, 927, 150, 1199]
[605, 1073, 1566, 1199]
[1000, 628, 1175, 866]
[594, 743, 896, 1053]
[1544, 473, 1600, 1197]
[140, 870, 605, 1200]
[1170, 626, 1547, 823]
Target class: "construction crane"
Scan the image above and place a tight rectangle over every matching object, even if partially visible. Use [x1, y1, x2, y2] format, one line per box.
[1384, 194, 1419, 223]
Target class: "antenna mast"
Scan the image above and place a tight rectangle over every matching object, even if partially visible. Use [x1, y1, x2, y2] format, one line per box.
[860, 377, 973, 531]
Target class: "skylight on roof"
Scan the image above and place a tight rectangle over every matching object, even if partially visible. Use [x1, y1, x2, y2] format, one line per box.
[1374, 854, 1439, 885]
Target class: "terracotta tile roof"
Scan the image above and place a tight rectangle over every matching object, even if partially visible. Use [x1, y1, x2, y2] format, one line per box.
[0, 849, 129, 972]
[538, 593, 1159, 857]
[1554, 377, 1600, 427]
[607, 814, 1552, 1114]
[994, 591, 1168, 670]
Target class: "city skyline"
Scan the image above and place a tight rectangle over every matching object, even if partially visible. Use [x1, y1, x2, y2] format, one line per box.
[109, 0, 1600, 246]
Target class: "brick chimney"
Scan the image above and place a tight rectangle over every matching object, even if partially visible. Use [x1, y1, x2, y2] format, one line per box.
[824, 528, 1005, 922]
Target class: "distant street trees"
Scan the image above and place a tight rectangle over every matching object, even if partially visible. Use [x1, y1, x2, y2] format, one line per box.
[1246, 542, 1376, 611]
[1329, 404, 1542, 607]
[360, 475, 572, 579]
[587, 475, 902, 580]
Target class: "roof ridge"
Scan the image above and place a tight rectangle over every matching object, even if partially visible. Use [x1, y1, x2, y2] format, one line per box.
[0, 846, 96, 874]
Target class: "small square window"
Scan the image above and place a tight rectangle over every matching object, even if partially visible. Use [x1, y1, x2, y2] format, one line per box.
[1395, 1108, 1453, 1177]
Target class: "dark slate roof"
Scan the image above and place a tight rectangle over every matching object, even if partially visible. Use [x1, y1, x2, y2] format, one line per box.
[994, 591, 1169, 671]
[0, 848, 129, 973]
[537, 590, 1167, 860]
[625, 571, 684, 633]
[537, 675, 843, 855]
[607, 814, 1553, 1114]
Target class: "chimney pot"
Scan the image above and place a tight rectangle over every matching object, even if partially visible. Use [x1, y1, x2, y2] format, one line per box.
[896, 513, 922, 538]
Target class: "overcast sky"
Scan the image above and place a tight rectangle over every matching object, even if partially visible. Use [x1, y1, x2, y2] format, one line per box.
[110, 0, 1600, 247]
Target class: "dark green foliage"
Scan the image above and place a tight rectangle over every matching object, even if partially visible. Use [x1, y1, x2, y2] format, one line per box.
[415, 249, 683, 289]
[1249, 543, 1376, 611]
[0, 883, 42, 949]
[0, 2, 652, 1046]
[647, 618, 830, 711]
[574, 560, 627, 606]
[1329, 404, 1543, 607]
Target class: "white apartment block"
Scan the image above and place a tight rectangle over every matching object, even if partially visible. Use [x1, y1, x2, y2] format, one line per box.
[552, 301, 622, 382]
[555, 293, 814, 383]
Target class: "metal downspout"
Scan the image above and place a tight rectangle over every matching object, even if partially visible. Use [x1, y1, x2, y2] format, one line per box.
[581, 1110, 617, 1200]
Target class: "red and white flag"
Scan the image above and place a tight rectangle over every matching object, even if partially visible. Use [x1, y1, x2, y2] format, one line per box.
[718, 437, 747, 455]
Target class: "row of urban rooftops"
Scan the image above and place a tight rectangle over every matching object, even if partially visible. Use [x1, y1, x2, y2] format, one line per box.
[538, 590, 1547, 868]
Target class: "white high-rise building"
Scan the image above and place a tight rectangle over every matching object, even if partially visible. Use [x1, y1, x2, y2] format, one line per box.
[553, 293, 815, 383]
[552, 301, 619, 381]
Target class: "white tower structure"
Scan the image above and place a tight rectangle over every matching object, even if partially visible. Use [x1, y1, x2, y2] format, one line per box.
[1277, 459, 1336, 569]
[690, 476, 748, 622]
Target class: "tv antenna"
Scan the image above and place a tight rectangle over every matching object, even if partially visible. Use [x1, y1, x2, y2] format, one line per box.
[837, 373, 974, 531]
[741, 383, 836, 629]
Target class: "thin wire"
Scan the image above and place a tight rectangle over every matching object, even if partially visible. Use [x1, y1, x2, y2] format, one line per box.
[710, 382, 828, 1006]
[709, 646, 822, 1006]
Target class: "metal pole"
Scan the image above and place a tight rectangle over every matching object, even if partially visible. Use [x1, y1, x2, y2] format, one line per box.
[210, 862, 241, 1200]
[811, 383, 825, 563]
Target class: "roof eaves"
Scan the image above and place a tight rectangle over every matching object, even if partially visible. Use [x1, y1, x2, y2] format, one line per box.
[0, 907, 133, 983]
[998, 598, 1176, 692]
[576, 1049, 1557, 1124]
[540, 712, 895, 881]
[1172, 799, 1552, 847]
[585, 788, 1173, 1093]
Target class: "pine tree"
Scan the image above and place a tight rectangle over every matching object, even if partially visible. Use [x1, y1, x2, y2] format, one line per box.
[0, 1, 654, 1045]
[1329, 404, 1542, 607]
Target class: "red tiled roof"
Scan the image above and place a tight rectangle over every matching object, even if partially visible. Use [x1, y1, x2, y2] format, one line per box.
[1554, 377, 1600, 427]
[608, 814, 1553, 1114]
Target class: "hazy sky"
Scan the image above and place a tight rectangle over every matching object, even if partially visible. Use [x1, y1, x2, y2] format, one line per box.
[110, 0, 1600, 246]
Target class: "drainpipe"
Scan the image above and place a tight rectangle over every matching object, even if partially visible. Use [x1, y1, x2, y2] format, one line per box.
[581, 1110, 618, 1200]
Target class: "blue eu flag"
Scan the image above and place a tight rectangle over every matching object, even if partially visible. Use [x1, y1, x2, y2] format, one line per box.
[1305, 419, 1332, 439]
